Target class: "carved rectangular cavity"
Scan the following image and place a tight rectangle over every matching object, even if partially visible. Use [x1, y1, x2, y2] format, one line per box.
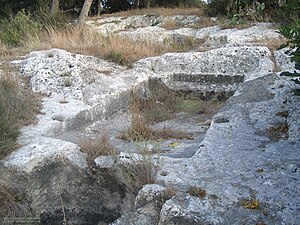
[173, 74, 244, 85]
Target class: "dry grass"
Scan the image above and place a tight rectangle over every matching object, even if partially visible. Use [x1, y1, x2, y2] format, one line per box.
[187, 186, 206, 199]
[80, 134, 117, 168]
[121, 109, 193, 142]
[0, 183, 31, 219]
[266, 122, 289, 142]
[121, 81, 226, 141]
[100, 7, 204, 18]
[118, 146, 159, 190]
[160, 19, 180, 30]
[120, 81, 193, 142]
[0, 64, 41, 159]
[24, 25, 199, 66]
[0, 41, 25, 61]
[241, 198, 260, 210]
[123, 110, 153, 141]
[120, 82, 176, 141]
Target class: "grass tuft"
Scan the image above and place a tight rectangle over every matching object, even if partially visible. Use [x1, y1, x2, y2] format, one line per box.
[118, 145, 159, 190]
[175, 95, 225, 118]
[80, 134, 117, 168]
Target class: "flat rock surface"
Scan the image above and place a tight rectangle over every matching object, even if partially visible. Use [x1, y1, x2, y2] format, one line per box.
[156, 74, 300, 224]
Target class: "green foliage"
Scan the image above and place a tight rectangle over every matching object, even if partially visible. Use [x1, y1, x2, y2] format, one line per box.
[0, 9, 40, 47]
[204, 0, 254, 18]
[255, 2, 265, 19]
[280, 20, 300, 95]
[229, 14, 245, 25]
[34, 0, 61, 25]
[271, 0, 300, 23]
[203, 0, 231, 17]
[104, 51, 129, 66]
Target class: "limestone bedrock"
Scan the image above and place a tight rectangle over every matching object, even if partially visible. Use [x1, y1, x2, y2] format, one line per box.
[1, 19, 299, 224]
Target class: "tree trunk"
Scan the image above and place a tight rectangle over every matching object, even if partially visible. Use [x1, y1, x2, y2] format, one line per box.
[97, 0, 101, 17]
[78, 0, 93, 24]
[51, 0, 60, 14]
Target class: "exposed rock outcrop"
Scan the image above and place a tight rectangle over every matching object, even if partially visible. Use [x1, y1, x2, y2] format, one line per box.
[1, 16, 299, 225]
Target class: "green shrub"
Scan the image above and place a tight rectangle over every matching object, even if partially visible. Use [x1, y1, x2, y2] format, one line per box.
[0, 9, 40, 47]
[104, 51, 129, 66]
[279, 20, 300, 95]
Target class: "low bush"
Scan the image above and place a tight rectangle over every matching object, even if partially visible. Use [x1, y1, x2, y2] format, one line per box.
[0, 9, 41, 47]
[270, 0, 300, 23]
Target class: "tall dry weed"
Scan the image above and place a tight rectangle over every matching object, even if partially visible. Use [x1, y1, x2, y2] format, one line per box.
[24, 25, 199, 66]
[80, 134, 117, 168]
[101, 7, 203, 18]
[118, 144, 159, 191]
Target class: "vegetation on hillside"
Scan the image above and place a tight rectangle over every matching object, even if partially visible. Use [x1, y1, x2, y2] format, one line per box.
[204, 0, 299, 24]
[0, 0, 298, 159]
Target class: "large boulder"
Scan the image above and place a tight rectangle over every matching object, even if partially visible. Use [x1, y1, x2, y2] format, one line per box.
[1, 158, 135, 225]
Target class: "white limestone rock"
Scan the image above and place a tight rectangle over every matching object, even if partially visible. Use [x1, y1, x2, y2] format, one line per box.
[135, 184, 167, 209]
[159, 195, 224, 225]
[6, 49, 150, 172]
[94, 155, 115, 168]
[87, 15, 283, 48]
[4, 137, 87, 173]
[134, 45, 274, 94]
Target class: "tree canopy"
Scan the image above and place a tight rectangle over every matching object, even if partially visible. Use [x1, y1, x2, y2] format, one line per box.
[0, 0, 203, 20]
